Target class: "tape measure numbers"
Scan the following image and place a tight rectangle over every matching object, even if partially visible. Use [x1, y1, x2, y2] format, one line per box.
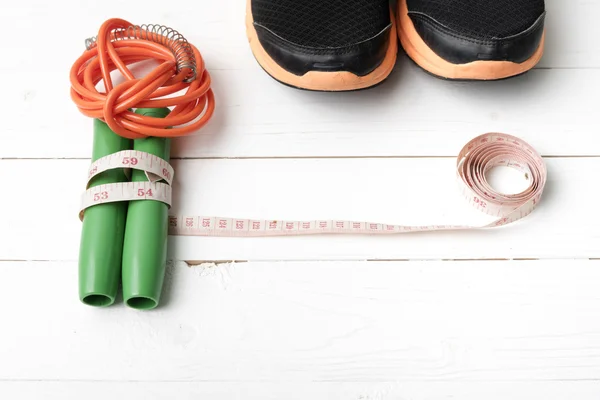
[79, 150, 174, 220]
[79, 132, 547, 235]
[86, 149, 174, 185]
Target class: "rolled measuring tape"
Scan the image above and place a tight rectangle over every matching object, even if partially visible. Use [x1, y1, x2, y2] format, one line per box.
[79, 132, 547, 236]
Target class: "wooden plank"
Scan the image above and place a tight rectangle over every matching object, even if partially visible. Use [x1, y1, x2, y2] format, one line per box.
[2, 1, 599, 159]
[0, 157, 596, 261]
[1, 260, 600, 383]
[5, 67, 598, 159]
[1, 382, 600, 400]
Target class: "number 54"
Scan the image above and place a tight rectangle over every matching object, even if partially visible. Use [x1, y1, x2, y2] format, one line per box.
[138, 188, 153, 197]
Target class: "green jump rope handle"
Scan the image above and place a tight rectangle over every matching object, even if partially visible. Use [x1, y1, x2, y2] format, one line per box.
[122, 107, 171, 310]
[79, 119, 132, 307]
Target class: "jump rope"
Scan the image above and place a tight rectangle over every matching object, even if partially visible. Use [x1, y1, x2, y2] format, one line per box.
[70, 19, 547, 310]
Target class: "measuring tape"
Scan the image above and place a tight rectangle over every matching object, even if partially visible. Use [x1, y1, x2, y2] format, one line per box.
[79, 132, 546, 236]
[78, 150, 174, 220]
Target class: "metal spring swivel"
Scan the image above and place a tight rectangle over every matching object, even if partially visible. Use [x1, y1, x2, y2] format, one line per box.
[85, 24, 197, 83]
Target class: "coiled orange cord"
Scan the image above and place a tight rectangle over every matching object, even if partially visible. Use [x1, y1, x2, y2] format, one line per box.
[70, 18, 215, 139]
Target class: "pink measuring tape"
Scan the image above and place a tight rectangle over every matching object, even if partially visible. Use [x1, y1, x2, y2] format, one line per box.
[79, 132, 547, 236]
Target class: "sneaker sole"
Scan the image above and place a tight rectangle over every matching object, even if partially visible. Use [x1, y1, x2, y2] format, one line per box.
[396, 0, 545, 80]
[245, 0, 398, 91]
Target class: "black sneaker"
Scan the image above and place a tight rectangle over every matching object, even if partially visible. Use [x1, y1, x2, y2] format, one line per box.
[246, 0, 397, 91]
[397, 0, 546, 80]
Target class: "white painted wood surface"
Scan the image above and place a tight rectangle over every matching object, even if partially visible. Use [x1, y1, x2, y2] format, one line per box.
[1, 157, 598, 261]
[1, 0, 599, 398]
[1, 260, 600, 399]
[3, 382, 600, 400]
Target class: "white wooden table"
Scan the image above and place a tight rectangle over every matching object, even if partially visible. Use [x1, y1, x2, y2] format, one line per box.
[2, 0, 599, 398]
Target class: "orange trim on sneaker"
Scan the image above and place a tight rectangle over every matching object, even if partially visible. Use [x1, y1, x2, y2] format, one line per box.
[397, 0, 545, 80]
[245, 0, 398, 91]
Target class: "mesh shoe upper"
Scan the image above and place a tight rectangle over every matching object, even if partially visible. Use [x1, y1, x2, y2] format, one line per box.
[406, 0, 545, 39]
[251, 0, 390, 48]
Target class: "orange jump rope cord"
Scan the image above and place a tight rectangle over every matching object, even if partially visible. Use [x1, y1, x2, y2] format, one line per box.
[69, 18, 215, 139]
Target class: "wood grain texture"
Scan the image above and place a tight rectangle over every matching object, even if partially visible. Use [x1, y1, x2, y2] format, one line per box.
[0, 157, 596, 261]
[2, 1, 599, 159]
[2, 382, 600, 400]
[2, 0, 599, 397]
[1, 260, 599, 384]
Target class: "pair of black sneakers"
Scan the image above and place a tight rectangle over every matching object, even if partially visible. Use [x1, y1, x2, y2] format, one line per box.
[246, 0, 546, 91]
